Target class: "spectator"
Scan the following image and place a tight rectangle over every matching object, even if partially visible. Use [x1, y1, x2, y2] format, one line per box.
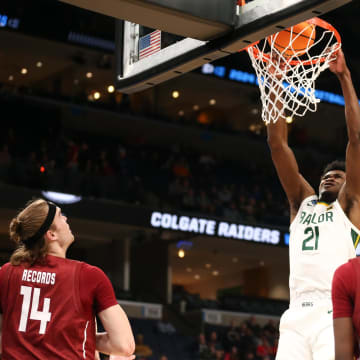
[182, 187, 196, 210]
[215, 348, 225, 360]
[256, 336, 273, 359]
[172, 157, 190, 178]
[208, 331, 222, 350]
[196, 333, 212, 360]
[134, 334, 153, 359]
[0, 144, 11, 167]
[225, 320, 240, 349]
[246, 316, 261, 336]
[224, 346, 240, 360]
[156, 317, 176, 335]
[244, 352, 256, 360]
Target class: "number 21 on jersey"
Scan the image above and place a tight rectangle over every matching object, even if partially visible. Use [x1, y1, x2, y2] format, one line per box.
[19, 285, 52, 334]
[302, 226, 319, 251]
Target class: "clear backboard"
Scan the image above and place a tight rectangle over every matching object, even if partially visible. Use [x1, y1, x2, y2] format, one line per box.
[115, 0, 353, 93]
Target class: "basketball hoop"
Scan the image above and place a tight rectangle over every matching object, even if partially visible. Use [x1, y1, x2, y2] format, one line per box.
[245, 17, 341, 124]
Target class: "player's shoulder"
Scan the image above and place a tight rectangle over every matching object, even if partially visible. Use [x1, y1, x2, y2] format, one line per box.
[0, 262, 11, 274]
[79, 261, 108, 279]
[334, 258, 358, 278]
[0, 262, 12, 284]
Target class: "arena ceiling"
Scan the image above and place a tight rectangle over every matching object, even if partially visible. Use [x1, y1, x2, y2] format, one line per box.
[0, 1, 359, 139]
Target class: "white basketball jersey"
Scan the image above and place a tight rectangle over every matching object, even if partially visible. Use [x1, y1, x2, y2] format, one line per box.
[289, 195, 359, 302]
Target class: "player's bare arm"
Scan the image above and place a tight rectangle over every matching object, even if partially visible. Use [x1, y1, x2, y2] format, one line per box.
[96, 304, 135, 356]
[334, 317, 355, 360]
[332, 49, 360, 229]
[266, 57, 315, 222]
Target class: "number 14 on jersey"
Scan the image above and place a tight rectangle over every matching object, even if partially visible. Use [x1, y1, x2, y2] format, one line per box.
[19, 285, 52, 334]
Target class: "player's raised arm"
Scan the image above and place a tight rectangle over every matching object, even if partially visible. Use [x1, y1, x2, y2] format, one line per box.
[266, 59, 315, 221]
[332, 50, 360, 215]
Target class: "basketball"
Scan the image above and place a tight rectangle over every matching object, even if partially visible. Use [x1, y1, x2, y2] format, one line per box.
[270, 21, 316, 57]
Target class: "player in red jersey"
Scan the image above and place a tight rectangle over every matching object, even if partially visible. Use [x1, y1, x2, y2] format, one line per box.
[0, 199, 135, 359]
[332, 258, 360, 360]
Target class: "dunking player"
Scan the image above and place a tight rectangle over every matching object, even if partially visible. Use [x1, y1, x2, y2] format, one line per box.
[332, 257, 360, 360]
[267, 48, 360, 360]
[0, 199, 135, 359]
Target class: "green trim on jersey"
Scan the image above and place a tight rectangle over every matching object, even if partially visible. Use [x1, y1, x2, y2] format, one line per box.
[351, 228, 360, 248]
[317, 201, 330, 206]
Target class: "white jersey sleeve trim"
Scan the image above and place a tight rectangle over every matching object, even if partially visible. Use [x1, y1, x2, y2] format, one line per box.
[289, 195, 318, 231]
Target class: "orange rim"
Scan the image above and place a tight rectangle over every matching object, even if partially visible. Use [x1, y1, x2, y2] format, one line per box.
[244, 17, 342, 65]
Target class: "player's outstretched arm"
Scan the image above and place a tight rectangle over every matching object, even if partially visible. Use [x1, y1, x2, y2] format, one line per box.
[266, 58, 314, 221]
[96, 304, 135, 356]
[332, 50, 360, 216]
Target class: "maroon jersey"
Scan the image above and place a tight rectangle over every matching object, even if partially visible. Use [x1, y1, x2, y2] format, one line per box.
[332, 257, 360, 356]
[0, 255, 117, 360]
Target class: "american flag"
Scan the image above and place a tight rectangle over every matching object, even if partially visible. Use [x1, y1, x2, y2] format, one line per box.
[139, 30, 161, 60]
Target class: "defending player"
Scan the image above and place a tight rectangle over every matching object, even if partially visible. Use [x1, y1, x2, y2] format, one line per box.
[0, 199, 135, 359]
[332, 257, 360, 360]
[267, 48, 360, 360]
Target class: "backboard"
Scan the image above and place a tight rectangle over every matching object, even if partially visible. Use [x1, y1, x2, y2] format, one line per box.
[115, 0, 353, 93]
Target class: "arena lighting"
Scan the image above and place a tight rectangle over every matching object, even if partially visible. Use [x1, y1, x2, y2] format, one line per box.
[172, 90, 179, 99]
[86, 72, 93, 79]
[8, 75, 14, 81]
[107, 85, 115, 93]
[201, 64, 360, 107]
[286, 116, 294, 124]
[176, 240, 193, 250]
[21, 68, 28, 75]
[0, 13, 20, 29]
[36, 61, 43, 68]
[41, 191, 82, 205]
[178, 249, 185, 258]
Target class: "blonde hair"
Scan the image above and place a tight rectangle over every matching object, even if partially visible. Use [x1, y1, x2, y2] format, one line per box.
[9, 199, 54, 266]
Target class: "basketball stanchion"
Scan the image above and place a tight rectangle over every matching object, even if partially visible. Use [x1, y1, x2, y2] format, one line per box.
[245, 17, 341, 124]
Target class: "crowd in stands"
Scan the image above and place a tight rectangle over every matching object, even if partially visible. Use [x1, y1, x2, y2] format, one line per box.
[0, 95, 334, 227]
[106, 315, 279, 360]
[195, 317, 278, 360]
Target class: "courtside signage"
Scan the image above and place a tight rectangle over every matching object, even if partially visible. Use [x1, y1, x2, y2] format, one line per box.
[150, 211, 280, 245]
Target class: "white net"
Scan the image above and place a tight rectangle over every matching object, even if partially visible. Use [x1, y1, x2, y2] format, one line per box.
[247, 18, 340, 124]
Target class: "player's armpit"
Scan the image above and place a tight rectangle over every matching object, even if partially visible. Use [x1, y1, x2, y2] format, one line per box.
[334, 317, 355, 360]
